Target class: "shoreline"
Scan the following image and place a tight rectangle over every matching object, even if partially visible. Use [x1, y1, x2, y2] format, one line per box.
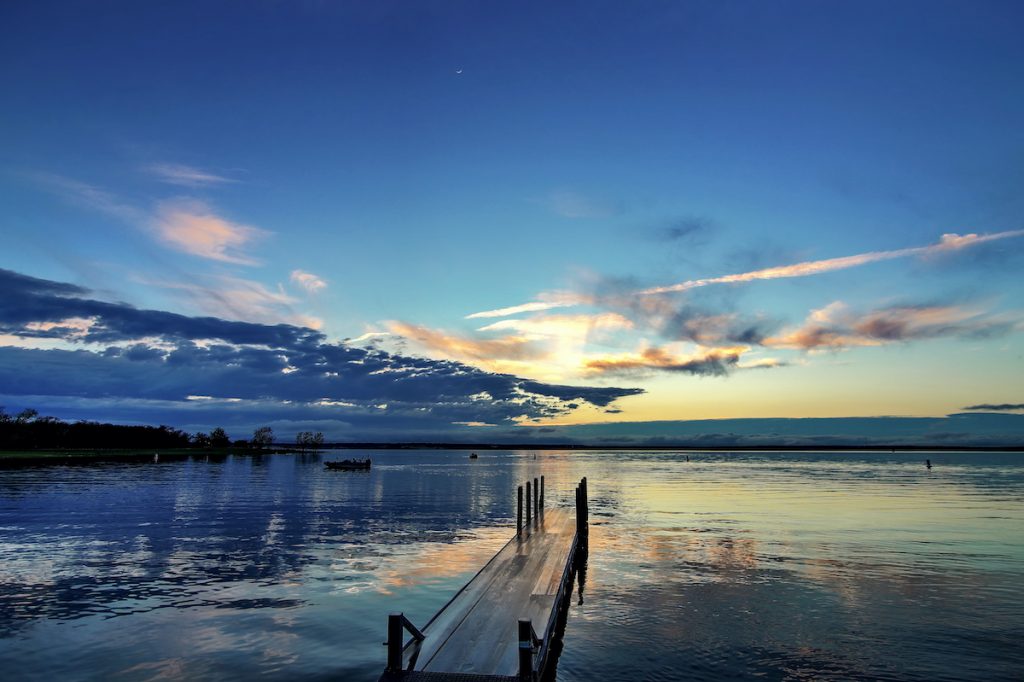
[1, 443, 1021, 465]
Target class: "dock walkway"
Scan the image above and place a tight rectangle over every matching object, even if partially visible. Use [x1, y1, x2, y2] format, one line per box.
[379, 477, 588, 682]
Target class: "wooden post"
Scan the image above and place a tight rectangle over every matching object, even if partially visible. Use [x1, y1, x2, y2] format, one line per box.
[387, 612, 403, 671]
[517, 485, 523, 537]
[581, 477, 589, 533]
[526, 481, 532, 526]
[518, 619, 534, 681]
[575, 486, 582, 535]
[540, 475, 545, 511]
[533, 477, 539, 523]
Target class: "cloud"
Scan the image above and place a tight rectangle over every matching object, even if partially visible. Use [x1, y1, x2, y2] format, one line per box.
[387, 321, 543, 363]
[640, 230, 1024, 295]
[145, 163, 235, 187]
[466, 292, 588, 319]
[476, 313, 632, 338]
[584, 346, 744, 377]
[30, 173, 268, 265]
[654, 216, 716, 246]
[766, 301, 1017, 350]
[468, 230, 1024, 319]
[0, 268, 643, 433]
[290, 270, 327, 294]
[152, 199, 268, 265]
[961, 403, 1024, 411]
[29, 172, 145, 223]
[143, 275, 319, 327]
[0, 268, 321, 348]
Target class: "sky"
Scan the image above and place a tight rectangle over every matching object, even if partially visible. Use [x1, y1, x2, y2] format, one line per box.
[1, 1, 1023, 444]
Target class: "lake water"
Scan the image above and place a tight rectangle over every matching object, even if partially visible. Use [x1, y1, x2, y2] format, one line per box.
[1, 450, 1022, 681]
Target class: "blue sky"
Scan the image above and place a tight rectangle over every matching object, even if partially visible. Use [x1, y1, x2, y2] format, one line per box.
[2, 1, 1023, 442]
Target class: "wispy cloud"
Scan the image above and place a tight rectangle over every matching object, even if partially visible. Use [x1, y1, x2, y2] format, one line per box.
[466, 292, 589, 319]
[476, 313, 632, 337]
[152, 199, 267, 265]
[290, 270, 327, 294]
[142, 275, 321, 328]
[468, 230, 1024, 319]
[640, 231, 1024, 295]
[145, 163, 236, 187]
[31, 172, 268, 265]
[766, 301, 1017, 350]
[29, 172, 145, 223]
[387, 321, 543, 363]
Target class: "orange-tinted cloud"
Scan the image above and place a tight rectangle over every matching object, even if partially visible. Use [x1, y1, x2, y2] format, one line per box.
[152, 199, 268, 265]
[144, 275, 322, 328]
[585, 345, 745, 376]
[387, 321, 543, 363]
[290, 270, 327, 294]
[766, 301, 1016, 350]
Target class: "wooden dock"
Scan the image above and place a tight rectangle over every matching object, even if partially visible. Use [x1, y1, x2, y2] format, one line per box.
[379, 477, 589, 682]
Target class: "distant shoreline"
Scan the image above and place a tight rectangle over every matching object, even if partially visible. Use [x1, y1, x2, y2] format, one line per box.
[325, 442, 1024, 452]
[1, 443, 1021, 465]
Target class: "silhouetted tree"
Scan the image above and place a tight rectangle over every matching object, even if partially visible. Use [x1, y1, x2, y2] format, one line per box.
[209, 427, 230, 448]
[296, 431, 325, 451]
[252, 426, 274, 450]
[0, 408, 191, 450]
[16, 408, 38, 424]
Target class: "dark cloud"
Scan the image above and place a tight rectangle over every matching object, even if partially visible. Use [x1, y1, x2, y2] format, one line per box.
[769, 301, 1018, 350]
[655, 216, 716, 245]
[659, 305, 778, 346]
[0, 268, 323, 348]
[962, 403, 1024, 411]
[0, 268, 643, 435]
[0, 268, 89, 297]
[573, 272, 779, 349]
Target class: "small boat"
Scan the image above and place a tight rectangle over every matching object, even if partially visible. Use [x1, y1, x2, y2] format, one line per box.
[469, 452, 478, 459]
[325, 459, 371, 470]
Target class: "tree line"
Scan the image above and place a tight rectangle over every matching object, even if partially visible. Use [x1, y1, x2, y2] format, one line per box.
[0, 408, 322, 452]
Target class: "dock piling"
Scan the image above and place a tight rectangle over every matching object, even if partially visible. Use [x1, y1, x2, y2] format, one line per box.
[526, 481, 532, 526]
[517, 485, 524, 537]
[540, 475, 545, 512]
[533, 477, 539, 523]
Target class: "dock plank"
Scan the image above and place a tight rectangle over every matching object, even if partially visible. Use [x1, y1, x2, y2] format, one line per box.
[402, 506, 577, 678]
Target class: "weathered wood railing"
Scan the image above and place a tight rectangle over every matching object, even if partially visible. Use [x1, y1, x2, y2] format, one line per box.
[385, 613, 425, 671]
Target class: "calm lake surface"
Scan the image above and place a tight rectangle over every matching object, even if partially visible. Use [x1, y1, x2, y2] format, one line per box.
[1, 450, 1022, 681]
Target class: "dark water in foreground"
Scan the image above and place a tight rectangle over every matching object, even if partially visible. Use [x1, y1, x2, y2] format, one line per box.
[1, 450, 1022, 681]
